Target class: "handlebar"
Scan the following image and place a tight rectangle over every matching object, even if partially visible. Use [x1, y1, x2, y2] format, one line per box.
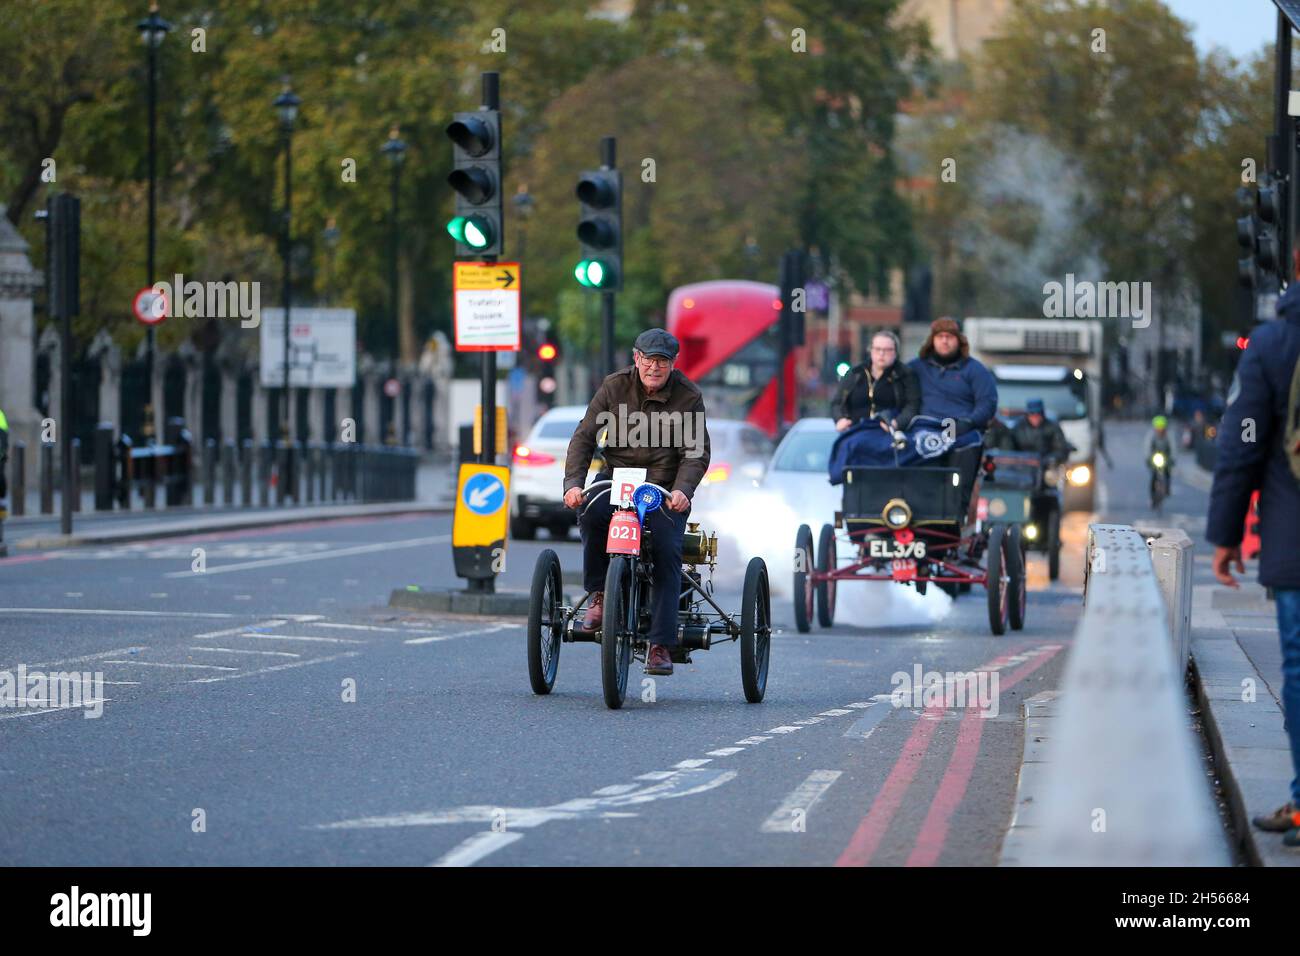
[576, 478, 676, 519]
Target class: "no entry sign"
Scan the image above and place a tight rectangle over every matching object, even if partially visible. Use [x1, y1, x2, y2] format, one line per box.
[133, 287, 169, 326]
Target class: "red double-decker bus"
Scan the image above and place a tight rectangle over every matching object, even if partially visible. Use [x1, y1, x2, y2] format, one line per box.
[665, 280, 800, 437]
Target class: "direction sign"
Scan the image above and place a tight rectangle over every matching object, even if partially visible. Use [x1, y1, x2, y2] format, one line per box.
[454, 262, 521, 352]
[133, 287, 168, 326]
[259, 308, 357, 388]
[452, 463, 511, 554]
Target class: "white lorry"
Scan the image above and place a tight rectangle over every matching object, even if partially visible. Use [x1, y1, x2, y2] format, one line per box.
[962, 318, 1104, 512]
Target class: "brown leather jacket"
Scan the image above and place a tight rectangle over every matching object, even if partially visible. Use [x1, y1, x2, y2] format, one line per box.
[563, 366, 711, 498]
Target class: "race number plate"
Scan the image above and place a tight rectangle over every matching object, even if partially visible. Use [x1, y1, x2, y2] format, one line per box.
[610, 467, 648, 508]
[891, 559, 917, 581]
[606, 511, 642, 556]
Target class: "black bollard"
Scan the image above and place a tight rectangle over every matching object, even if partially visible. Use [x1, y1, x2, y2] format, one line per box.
[305, 444, 316, 504]
[222, 439, 235, 506]
[40, 442, 54, 514]
[93, 424, 114, 511]
[258, 441, 270, 507]
[203, 438, 216, 506]
[70, 438, 81, 512]
[240, 439, 253, 507]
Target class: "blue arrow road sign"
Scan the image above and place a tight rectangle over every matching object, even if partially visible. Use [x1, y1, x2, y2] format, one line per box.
[463, 472, 505, 515]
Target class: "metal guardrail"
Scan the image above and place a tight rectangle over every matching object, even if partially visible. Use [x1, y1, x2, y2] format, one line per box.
[1023, 523, 1226, 865]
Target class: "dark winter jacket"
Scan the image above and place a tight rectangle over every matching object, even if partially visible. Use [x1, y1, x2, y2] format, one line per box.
[1010, 418, 1071, 462]
[1207, 283, 1300, 589]
[563, 366, 711, 499]
[830, 360, 921, 429]
[908, 351, 998, 434]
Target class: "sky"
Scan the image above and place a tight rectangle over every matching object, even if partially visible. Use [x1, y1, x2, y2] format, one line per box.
[1166, 0, 1278, 61]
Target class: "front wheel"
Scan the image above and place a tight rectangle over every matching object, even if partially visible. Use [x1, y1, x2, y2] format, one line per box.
[793, 524, 814, 633]
[816, 524, 837, 627]
[527, 549, 563, 694]
[1005, 525, 1027, 631]
[986, 524, 1009, 636]
[740, 557, 771, 703]
[601, 555, 635, 709]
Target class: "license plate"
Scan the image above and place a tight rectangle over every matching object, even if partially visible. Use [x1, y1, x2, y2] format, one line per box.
[891, 559, 917, 581]
[869, 538, 927, 559]
[606, 511, 642, 555]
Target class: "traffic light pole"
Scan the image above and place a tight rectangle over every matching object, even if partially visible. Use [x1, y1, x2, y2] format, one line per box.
[1275, 10, 1293, 283]
[600, 136, 617, 375]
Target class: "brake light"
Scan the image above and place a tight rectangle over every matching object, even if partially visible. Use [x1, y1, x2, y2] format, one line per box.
[513, 445, 556, 466]
[701, 463, 731, 485]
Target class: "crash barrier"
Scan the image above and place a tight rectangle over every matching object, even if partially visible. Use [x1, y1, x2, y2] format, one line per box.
[1022, 524, 1226, 865]
[1131, 526, 1194, 672]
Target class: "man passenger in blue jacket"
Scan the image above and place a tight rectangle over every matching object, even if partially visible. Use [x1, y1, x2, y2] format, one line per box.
[908, 317, 998, 436]
[1207, 244, 1300, 849]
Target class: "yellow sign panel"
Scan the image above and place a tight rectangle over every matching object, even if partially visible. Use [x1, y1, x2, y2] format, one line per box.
[453, 463, 511, 548]
[454, 262, 520, 291]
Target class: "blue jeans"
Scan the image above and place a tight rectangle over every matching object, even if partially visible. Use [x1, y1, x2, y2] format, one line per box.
[1276, 589, 1300, 806]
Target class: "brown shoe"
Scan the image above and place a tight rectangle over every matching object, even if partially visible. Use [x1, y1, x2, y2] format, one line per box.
[581, 592, 604, 631]
[645, 644, 673, 675]
[1252, 802, 1300, 832]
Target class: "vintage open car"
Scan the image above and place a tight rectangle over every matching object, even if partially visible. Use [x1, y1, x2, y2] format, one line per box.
[978, 449, 1064, 580]
[793, 444, 1027, 636]
[528, 480, 772, 709]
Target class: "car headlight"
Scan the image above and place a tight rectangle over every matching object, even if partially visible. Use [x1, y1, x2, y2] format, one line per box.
[882, 498, 912, 529]
[1023, 523, 1039, 541]
[1068, 465, 1091, 486]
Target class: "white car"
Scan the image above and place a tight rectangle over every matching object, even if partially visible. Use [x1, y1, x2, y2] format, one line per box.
[509, 405, 589, 540]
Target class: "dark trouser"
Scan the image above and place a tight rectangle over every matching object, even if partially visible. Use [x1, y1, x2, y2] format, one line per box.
[580, 495, 689, 647]
[1276, 589, 1300, 806]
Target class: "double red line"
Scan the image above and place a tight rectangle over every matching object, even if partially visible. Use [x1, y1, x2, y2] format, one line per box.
[835, 642, 1064, 867]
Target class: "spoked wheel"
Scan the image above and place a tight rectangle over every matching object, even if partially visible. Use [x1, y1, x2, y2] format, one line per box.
[601, 555, 635, 709]
[527, 549, 563, 694]
[816, 524, 837, 627]
[740, 557, 771, 703]
[1005, 525, 1027, 632]
[1047, 507, 1061, 582]
[793, 524, 814, 633]
[986, 523, 1009, 635]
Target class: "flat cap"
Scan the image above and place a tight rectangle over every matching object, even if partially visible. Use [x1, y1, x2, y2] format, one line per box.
[633, 327, 679, 359]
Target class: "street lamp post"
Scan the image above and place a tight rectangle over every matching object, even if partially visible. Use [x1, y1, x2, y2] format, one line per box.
[137, 3, 171, 443]
[274, 79, 300, 449]
[380, 126, 407, 366]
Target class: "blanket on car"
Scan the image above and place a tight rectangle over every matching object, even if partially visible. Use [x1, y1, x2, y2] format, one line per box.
[827, 415, 983, 486]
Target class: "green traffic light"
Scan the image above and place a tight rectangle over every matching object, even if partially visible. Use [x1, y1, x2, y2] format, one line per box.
[836, 362, 851, 378]
[446, 215, 493, 250]
[575, 260, 592, 287]
[574, 259, 615, 288]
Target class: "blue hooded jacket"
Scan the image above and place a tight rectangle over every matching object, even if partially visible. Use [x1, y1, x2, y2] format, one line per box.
[1206, 283, 1300, 589]
[908, 353, 998, 433]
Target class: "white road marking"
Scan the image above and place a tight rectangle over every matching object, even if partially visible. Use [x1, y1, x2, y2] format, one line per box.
[792, 716, 825, 726]
[164, 534, 450, 577]
[818, 709, 854, 716]
[843, 703, 894, 739]
[188, 651, 360, 684]
[591, 784, 640, 796]
[316, 768, 738, 867]
[636, 770, 678, 781]
[64, 592, 82, 598]
[191, 620, 288, 640]
[767, 726, 802, 734]
[846, 701, 875, 708]
[0, 699, 113, 721]
[706, 748, 744, 757]
[0, 608, 233, 619]
[735, 736, 770, 745]
[1, 646, 150, 671]
[759, 770, 843, 834]
[190, 646, 301, 659]
[149, 593, 168, 598]
[404, 623, 516, 645]
[430, 831, 524, 867]
[673, 759, 712, 769]
[234, 595, 252, 600]
[238, 634, 364, 645]
[101, 660, 238, 671]
[313, 622, 409, 633]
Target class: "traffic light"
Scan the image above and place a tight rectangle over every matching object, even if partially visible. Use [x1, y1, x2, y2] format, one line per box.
[1237, 185, 1258, 289]
[446, 109, 502, 256]
[574, 168, 622, 290]
[48, 193, 80, 319]
[1256, 172, 1284, 283]
[536, 339, 559, 404]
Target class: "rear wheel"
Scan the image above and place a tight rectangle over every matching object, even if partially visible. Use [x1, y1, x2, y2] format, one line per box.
[740, 557, 771, 703]
[1047, 507, 1061, 582]
[986, 524, 1009, 636]
[601, 556, 634, 709]
[816, 524, 837, 627]
[1006, 525, 1027, 631]
[527, 550, 563, 694]
[793, 525, 814, 633]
